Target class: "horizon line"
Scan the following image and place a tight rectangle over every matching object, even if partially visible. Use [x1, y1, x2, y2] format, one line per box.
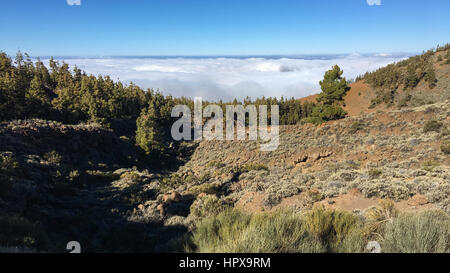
[19, 52, 417, 59]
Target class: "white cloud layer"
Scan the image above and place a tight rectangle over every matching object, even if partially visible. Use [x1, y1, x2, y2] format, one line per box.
[43, 54, 408, 101]
[66, 0, 81, 6]
[367, 0, 381, 6]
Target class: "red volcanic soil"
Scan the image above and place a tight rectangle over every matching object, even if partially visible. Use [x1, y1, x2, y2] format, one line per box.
[342, 81, 384, 117]
[298, 93, 318, 104]
[298, 81, 379, 117]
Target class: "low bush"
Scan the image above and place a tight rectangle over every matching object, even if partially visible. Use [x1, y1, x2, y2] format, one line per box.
[349, 121, 365, 134]
[189, 194, 231, 218]
[441, 140, 450, 154]
[86, 170, 120, 184]
[206, 160, 225, 169]
[188, 184, 219, 197]
[382, 211, 449, 253]
[304, 205, 365, 252]
[0, 215, 49, 250]
[241, 163, 269, 172]
[365, 200, 398, 238]
[186, 209, 326, 253]
[422, 160, 440, 171]
[368, 168, 383, 179]
[187, 207, 365, 253]
[43, 150, 62, 166]
[423, 119, 443, 133]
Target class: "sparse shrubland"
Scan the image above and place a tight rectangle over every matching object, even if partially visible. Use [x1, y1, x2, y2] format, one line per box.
[0, 47, 449, 253]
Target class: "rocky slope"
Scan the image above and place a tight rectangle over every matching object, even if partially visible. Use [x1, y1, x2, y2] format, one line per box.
[147, 100, 449, 226]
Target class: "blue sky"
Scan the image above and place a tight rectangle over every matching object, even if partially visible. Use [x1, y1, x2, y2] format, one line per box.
[1, 0, 449, 56]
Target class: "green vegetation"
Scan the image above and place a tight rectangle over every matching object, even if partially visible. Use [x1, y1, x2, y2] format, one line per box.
[446, 49, 450, 64]
[0, 52, 149, 124]
[424, 65, 437, 88]
[189, 194, 231, 218]
[441, 140, 450, 154]
[206, 160, 225, 168]
[369, 90, 395, 108]
[186, 206, 449, 253]
[382, 211, 449, 253]
[43, 150, 62, 165]
[368, 168, 383, 179]
[303, 65, 349, 124]
[188, 183, 219, 197]
[317, 65, 350, 105]
[359, 45, 449, 89]
[423, 119, 443, 133]
[136, 93, 174, 158]
[349, 121, 365, 134]
[422, 160, 440, 172]
[357, 44, 450, 108]
[241, 163, 269, 172]
[1, 48, 449, 253]
[186, 209, 328, 253]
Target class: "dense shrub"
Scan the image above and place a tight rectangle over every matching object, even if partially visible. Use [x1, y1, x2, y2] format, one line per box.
[304, 205, 365, 252]
[188, 184, 219, 197]
[311, 104, 347, 122]
[368, 168, 383, 179]
[382, 211, 449, 253]
[189, 194, 231, 218]
[441, 140, 450, 154]
[186, 209, 326, 253]
[43, 150, 62, 165]
[422, 160, 440, 171]
[349, 121, 365, 134]
[369, 90, 396, 108]
[187, 207, 365, 253]
[365, 200, 398, 238]
[241, 163, 269, 172]
[423, 119, 443, 133]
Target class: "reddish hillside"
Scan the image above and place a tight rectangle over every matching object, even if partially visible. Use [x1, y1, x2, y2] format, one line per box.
[298, 81, 382, 117]
[298, 93, 317, 104]
[342, 81, 387, 117]
[298, 48, 450, 117]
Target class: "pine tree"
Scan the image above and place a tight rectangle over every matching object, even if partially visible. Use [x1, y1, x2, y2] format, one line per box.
[135, 92, 175, 156]
[135, 101, 165, 155]
[404, 65, 419, 89]
[317, 65, 350, 105]
[424, 65, 437, 88]
[25, 75, 51, 117]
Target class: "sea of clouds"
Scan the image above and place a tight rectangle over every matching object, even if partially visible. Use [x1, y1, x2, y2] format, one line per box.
[44, 54, 409, 101]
